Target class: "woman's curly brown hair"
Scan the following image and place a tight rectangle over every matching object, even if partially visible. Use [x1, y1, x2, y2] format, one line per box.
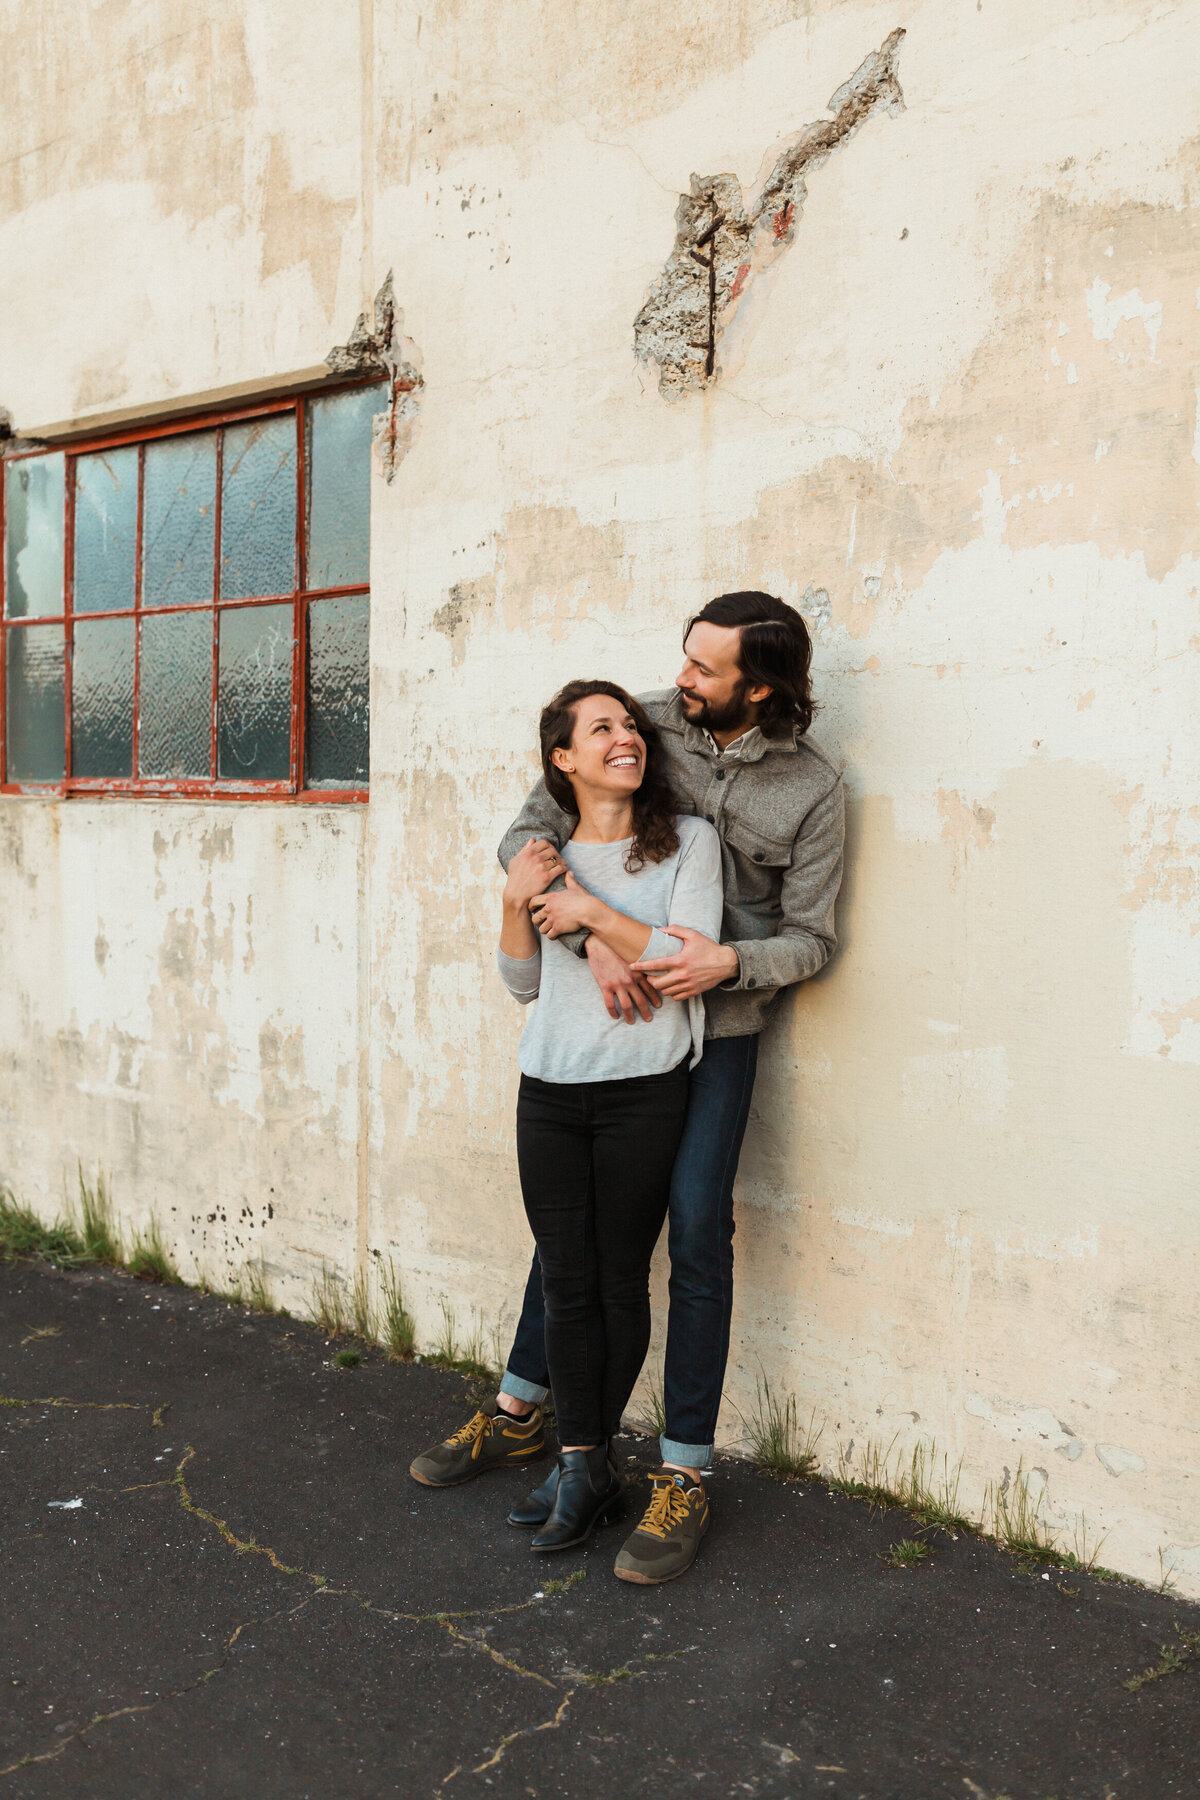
[539, 680, 681, 873]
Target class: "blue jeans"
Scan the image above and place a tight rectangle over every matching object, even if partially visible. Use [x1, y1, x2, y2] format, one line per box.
[501, 1033, 760, 1467]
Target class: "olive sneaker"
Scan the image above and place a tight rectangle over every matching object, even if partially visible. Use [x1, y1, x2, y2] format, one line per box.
[408, 1399, 546, 1488]
[613, 1469, 709, 1584]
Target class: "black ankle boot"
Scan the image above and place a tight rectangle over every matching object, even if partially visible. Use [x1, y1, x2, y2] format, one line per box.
[508, 1442, 617, 1529]
[530, 1444, 623, 1552]
[507, 1462, 560, 1527]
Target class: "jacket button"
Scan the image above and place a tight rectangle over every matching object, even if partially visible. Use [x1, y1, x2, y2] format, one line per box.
[706, 813, 715, 823]
[753, 852, 764, 863]
[715, 769, 725, 780]
[747, 977, 757, 989]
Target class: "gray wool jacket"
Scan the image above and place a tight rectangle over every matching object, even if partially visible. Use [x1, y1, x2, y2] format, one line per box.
[497, 688, 845, 1040]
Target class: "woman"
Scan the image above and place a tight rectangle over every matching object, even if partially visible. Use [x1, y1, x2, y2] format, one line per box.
[497, 679, 723, 1552]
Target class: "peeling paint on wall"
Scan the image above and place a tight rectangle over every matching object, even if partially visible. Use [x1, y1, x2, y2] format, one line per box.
[633, 28, 905, 397]
[326, 271, 424, 481]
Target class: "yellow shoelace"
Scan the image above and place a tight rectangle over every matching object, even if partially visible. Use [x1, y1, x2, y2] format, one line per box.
[446, 1410, 490, 1448]
[638, 1474, 695, 1539]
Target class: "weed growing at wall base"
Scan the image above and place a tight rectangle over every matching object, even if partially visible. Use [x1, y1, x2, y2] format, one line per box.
[76, 1166, 122, 1265]
[127, 1218, 182, 1285]
[742, 1374, 823, 1481]
[309, 1264, 350, 1337]
[379, 1260, 416, 1362]
[0, 1189, 85, 1265]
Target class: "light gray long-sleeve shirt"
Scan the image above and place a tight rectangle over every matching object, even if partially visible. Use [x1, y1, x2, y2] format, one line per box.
[497, 815, 723, 1083]
[498, 688, 845, 1040]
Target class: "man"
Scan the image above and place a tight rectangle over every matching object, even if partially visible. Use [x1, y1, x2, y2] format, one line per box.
[410, 591, 844, 1583]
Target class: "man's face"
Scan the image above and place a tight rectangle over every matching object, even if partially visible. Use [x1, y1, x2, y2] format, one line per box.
[675, 622, 757, 735]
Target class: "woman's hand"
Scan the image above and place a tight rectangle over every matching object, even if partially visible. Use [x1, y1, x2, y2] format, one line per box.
[503, 838, 568, 912]
[529, 871, 599, 939]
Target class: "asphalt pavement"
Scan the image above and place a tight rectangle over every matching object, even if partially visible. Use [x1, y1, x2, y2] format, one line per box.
[2, 1257, 1197, 1800]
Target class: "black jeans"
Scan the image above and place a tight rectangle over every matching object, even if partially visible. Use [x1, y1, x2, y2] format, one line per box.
[515, 1061, 689, 1448]
[505, 1033, 760, 1461]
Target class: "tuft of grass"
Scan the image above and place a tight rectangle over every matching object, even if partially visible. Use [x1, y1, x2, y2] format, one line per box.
[632, 1360, 667, 1439]
[1156, 1548, 1178, 1596]
[243, 1256, 273, 1314]
[830, 1434, 901, 1508]
[333, 1347, 362, 1369]
[424, 1301, 498, 1381]
[743, 1373, 823, 1482]
[0, 1184, 91, 1268]
[540, 1569, 586, 1597]
[127, 1217, 182, 1285]
[379, 1260, 416, 1362]
[895, 1442, 974, 1536]
[430, 1300, 459, 1366]
[20, 1325, 60, 1346]
[881, 1537, 932, 1569]
[309, 1263, 349, 1337]
[1062, 1512, 1109, 1575]
[352, 1268, 376, 1343]
[1123, 1622, 1200, 1693]
[75, 1166, 122, 1265]
[987, 1461, 1060, 1563]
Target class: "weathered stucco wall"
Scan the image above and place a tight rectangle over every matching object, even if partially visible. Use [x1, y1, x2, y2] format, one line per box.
[2, 0, 1198, 1592]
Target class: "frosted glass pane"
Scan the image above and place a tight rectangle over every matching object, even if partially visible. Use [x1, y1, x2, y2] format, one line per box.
[305, 385, 383, 589]
[139, 611, 212, 778]
[143, 432, 216, 607]
[5, 623, 65, 779]
[217, 603, 293, 779]
[72, 615, 134, 776]
[4, 455, 64, 618]
[306, 595, 369, 787]
[219, 417, 296, 600]
[73, 448, 137, 614]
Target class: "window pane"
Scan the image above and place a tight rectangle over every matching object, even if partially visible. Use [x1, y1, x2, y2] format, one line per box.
[143, 432, 216, 607]
[73, 448, 137, 614]
[4, 455, 64, 618]
[217, 602, 293, 779]
[306, 595, 369, 787]
[139, 611, 212, 778]
[71, 615, 134, 776]
[219, 417, 296, 600]
[5, 623, 65, 779]
[305, 385, 382, 589]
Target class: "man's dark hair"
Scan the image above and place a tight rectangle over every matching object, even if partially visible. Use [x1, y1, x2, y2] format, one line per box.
[685, 591, 815, 737]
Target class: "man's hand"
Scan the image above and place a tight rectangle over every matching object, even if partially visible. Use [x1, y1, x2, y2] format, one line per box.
[529, 871, 598, 939]
[584, 935, 663, 1025]
[638, 927, 740, 1000]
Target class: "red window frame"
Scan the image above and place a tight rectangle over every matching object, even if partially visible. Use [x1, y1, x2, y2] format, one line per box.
[0, 377, 381, 802]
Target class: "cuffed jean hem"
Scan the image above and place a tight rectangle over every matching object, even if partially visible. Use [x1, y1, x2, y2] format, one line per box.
[500, 1369, 551, 1406]
[660, 1435, 714, 1471]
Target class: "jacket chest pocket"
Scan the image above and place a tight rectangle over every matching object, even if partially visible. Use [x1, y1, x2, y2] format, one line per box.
[724, 815, 792, 870]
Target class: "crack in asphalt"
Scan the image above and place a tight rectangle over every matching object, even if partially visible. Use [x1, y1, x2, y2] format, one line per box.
[5, 1426, 685, 1787]
[0, 1595, 318, 1777]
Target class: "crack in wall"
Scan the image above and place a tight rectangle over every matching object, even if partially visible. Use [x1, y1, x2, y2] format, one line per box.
[633, 27, 905, 398]
[325, 270, 424, 481]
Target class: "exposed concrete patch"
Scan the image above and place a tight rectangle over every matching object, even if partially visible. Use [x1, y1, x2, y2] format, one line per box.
[1096, 1442, 1147, 1478]
[326, 271, 424, 481]
[633, 28, 905, 398]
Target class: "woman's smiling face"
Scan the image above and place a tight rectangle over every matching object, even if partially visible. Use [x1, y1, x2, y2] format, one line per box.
[551, 693, 646, 801]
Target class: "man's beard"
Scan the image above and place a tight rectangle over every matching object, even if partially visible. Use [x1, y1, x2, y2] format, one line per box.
[681, 680, 753, 736]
